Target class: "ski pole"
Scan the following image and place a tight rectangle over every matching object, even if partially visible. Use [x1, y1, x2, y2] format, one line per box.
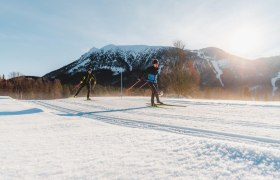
[139, 81, 147, 89]
[126, 79, 141, 92]
[75, 83, 81, 89]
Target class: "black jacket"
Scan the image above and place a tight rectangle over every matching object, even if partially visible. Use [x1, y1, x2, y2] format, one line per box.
[142, 66, 159, 83]
[80, 72, 96, 85]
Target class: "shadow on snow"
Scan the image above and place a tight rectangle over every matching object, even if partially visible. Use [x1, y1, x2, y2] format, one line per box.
[0, 108, 43, 116]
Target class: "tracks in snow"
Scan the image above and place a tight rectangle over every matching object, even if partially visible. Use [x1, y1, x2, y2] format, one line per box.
[29, 100, 280, 148]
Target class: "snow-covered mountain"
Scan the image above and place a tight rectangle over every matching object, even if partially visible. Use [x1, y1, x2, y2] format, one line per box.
[44, 45, 166, 85]
[44, 44, 280, 96]
[47, 44, 166, 76]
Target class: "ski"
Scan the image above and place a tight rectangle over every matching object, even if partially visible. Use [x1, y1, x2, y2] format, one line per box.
[146, 103, 165, 108]
[156, 103, 186, 107]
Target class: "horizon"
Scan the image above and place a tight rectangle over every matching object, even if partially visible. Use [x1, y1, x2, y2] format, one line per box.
[1, 0, 280, 77]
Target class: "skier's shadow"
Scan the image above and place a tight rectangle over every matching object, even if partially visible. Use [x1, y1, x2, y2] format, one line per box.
[0, 108, 43, 116]
[58, 106, 149, 117]
[0, 97, 10, 99]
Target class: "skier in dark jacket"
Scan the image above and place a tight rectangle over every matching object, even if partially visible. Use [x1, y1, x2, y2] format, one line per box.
[141, 59, 163, 106]
[74, 68, 96, 100]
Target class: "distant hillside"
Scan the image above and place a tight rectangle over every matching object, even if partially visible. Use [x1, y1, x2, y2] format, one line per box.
[44, 44, 280, 97]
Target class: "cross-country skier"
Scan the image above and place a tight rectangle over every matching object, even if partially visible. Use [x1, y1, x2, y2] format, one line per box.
[141, 59, 163, 107]
[74, 68, 96, 100]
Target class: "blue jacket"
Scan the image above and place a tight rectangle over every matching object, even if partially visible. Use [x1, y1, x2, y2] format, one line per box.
[142, 66, 159, 83]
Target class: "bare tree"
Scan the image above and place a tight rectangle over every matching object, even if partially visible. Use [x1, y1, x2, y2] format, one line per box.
[9, 72, 22, 79]
[160, 40, 199, 97]
[173, 40, 185, 50]
[52, 79, 63, 98]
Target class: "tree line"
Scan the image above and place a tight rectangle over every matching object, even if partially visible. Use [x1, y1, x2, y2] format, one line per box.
[0, 76, 66, 99]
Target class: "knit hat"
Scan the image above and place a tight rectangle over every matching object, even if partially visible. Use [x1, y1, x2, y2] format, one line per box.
[153, 59, 159, 64]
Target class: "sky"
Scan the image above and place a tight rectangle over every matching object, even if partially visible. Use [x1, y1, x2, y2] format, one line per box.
[0, 0, 280, 77]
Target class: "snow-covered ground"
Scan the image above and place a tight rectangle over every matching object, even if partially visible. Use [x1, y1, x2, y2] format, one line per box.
[0, 96, 279, 179]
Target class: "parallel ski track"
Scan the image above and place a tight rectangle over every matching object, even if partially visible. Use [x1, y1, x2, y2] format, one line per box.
[31, 100, 280, 147]
[167, 99, 280, 109]
[57, 99, 280, 130]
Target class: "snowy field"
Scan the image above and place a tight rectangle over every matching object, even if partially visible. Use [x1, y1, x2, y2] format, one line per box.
[0, 96, 279, 179]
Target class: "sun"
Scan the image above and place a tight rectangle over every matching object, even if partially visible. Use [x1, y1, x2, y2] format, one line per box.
[228, 26, 262, 58]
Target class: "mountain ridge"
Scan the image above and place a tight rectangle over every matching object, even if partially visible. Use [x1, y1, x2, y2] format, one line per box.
[44, 44, 280, 96]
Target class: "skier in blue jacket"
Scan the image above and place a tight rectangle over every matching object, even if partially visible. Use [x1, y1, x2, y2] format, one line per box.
[141, 59, 163, 106]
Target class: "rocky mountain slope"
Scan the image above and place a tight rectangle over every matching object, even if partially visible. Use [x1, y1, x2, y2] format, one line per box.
[44, 44, 280, 96]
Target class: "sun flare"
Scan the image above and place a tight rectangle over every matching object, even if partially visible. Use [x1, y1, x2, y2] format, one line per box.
[228, 26, 262, 58]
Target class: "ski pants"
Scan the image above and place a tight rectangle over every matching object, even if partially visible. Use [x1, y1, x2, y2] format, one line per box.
[75, 83, 91, 99]
[148, 82, 160, 105]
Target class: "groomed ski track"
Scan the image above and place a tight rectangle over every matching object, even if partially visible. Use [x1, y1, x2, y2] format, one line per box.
[27, 97, 280, 149]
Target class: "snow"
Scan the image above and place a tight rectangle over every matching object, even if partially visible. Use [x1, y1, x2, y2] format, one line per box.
[80, 47, 99, 60]
[68, 58, 91, 74]
[271, 72, 280, 96]
[99, 44, 165, 62]
[66, 44, 165, 74]
[96, 65, 125, 75]
[210, 60, 225, 87]
[100, 44, 164, 54]
[0, 96, 280, 179]
[197, 50, 227, 87]
[110, 67, 125, 75]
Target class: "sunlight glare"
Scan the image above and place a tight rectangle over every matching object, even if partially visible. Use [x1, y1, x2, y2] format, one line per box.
[228, 26, 262, 58]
